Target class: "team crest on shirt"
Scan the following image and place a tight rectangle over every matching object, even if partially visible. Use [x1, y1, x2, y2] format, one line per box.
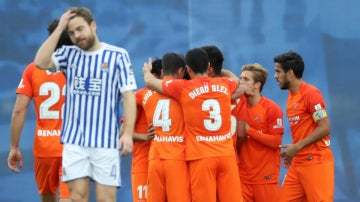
[102, 63, 108, 72]
[292, 102, 299, 110]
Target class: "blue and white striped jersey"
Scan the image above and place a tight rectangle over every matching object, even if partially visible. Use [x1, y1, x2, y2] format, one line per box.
[52, 43, 137, 149]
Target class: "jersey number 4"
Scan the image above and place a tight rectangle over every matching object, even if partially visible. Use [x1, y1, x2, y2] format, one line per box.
[153, 99, 172, 131]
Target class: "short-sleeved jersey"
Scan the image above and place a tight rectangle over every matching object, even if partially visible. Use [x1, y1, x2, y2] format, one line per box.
[287, 82, 333, 165]
[131, 103, 151, 173]
[136, 86, 186, 161]
[238, 96, 284, 184]
[231, 96, 246, 164]
[162, 77, 238, 160]
[16, 62, 65, 157]
[52, 43, 137, 148]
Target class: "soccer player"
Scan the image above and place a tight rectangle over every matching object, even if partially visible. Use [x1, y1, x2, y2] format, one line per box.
[237, 63, 284, 202]
[201, 45, 247, 162]
[138, 52, 190, 202]
[34, 7, 137, 201]
[7, 19, 72, 202]
[142, 48, 243, 202]
[130, 58, 162, 202]
[274, 51, 334, 201]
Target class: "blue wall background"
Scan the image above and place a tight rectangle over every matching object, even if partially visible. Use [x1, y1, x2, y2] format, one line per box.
[0, 0, 359, 201]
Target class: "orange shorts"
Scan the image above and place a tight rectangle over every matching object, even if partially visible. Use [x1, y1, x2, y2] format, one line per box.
[147, 159, 191, 202]
[189, 156, 243, 202]
[241, 183, 280, 202]
[280, 161, 334, 202]
[34, 157, 70, 198]
[131, 171, 148, 202]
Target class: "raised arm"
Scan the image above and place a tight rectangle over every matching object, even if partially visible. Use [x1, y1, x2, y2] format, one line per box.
[34, 10, 75, 70]
[220, 69, 239, 83]
[142, 58, 164, 94]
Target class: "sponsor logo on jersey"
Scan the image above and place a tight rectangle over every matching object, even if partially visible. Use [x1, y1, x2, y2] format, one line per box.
[73, 76, 102, 96]
[37, 129, 61, 136]
[196, 132, 232, 142]
[273, 118, 283, 129]
[154, 135, 184, 142]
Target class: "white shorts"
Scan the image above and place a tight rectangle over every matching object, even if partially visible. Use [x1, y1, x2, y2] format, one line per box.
[62, 144, 121, 187]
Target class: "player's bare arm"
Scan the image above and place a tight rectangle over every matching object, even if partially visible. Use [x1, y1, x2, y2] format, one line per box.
[142, 58, 164, 94]
[8, 94, 30, 173]
[220, 69, 239, 83]
[34, 10, 75, 71]
[280, 117, 330, 158]
[119, 90, 136, 156]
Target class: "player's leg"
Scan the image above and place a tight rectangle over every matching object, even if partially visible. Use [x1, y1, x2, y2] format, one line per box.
[131, 171, 149, 202]
[189, 158, 217, 202]
[66, 178, 90, 201]
[90, 147, 120, 201]
[300, 161, 334, 202]
[253, 183, 280, 202]
[217, 156, 243, 202]
[34, 157, 58, 202]
[241, 183, 255, 202]
[62, 144, 91, 201]
[164, 160, 191, 202]
[279, 165, 306, 202]
[57, 158, 71, 202]
[147, 159, 166, 202]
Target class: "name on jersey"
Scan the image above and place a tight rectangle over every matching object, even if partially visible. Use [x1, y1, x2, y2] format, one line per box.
[142, 90, 156, 105]
[73, 76, 101, 96]
[189, 84, 228, 99]
[196, 132, 231, 142]
[154, 135, 184, 142]
[37, 129, 61, 136]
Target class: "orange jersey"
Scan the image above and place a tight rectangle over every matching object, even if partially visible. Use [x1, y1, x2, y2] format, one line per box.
[231, 96, 246, 165]
[287, 82, 333, 165]
[162, 77, 238, 160]
[239, 96, 284, 184]
[136, 86, 186, 160]
[16, 62, 65, 157]
[132, 94, 151, 173]
[231, 97, 246, 144]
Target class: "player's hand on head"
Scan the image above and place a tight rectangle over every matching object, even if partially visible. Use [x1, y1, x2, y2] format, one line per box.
[58, 9, 77, 32]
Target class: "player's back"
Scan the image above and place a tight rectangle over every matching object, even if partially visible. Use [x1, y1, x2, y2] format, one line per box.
[163, 77, 238, 160]
[138, 87, 186, 160]
[17, 62, 65, 157]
